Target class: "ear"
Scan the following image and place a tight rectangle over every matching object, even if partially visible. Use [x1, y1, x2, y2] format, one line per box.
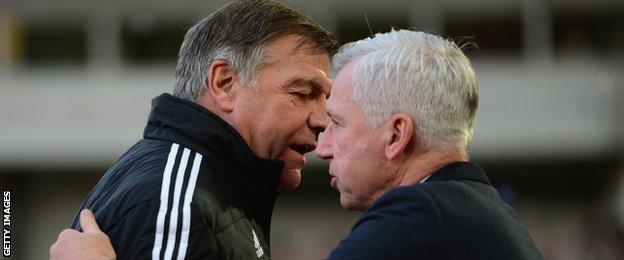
[202, 59, 237, 113]
[383, 113, 415, 160]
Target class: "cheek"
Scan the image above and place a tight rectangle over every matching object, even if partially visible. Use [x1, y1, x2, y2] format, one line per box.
[259, 109, 309, 155]
[336, 134, 384, 183]
[264, 112, 306, 141]
[334, 142, 369, 181]
[335, 132, 377, 162]
[264, 99, 308, 127]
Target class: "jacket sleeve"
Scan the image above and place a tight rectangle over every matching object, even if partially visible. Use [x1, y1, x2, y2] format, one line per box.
[327, 187, 445, 260]
[103, 200, 218, 259]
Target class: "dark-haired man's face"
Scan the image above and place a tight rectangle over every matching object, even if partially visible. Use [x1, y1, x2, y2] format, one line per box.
[231, 35, 331, 190]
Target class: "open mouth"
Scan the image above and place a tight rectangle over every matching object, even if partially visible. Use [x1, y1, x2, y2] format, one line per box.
[290, 143, 316, 156]
[287, 143, 316, 168]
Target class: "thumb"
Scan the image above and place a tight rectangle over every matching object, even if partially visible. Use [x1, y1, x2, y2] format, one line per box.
[80, 209, 101, 233]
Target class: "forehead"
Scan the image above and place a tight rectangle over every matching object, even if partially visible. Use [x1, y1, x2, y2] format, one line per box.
[328, 62, 355, 106]
[262, 35, 332, 92]
[264, 35, 331, 70]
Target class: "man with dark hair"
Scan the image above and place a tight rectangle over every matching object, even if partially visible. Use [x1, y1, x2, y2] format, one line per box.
[52, 0, 339, 259]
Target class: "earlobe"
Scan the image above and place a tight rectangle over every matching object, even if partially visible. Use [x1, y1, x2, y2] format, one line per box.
[385, 114, 414, 160]
[204, 60, 236, 113]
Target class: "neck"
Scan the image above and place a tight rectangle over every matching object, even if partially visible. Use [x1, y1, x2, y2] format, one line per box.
[393, 147, 468, 187]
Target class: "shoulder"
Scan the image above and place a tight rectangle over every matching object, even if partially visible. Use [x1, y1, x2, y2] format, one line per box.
[369, 184, 439, 209]
[356, 185, 446, 234]
[109, 140, 184, 198]
[415, 179, 508, 220]
[88, 140, 212, 220]
[413, 180, 509, 231]
[329, 185, 445, 259]
[416, 180, 545, 258]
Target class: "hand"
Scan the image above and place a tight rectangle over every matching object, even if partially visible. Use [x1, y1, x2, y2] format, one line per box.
[50, 209, 116, 260]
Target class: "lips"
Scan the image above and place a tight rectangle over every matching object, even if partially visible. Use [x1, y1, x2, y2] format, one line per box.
[290, 143, 316, 156]
[281, 147, 309, 174]
[329, 170, 337, 188]
[284, 142, 315, 171]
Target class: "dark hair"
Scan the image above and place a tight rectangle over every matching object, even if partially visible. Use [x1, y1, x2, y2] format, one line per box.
[172, 0, 339, 101]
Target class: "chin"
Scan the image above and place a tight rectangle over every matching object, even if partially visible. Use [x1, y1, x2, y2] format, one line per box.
[340, 196, 367, 212]
[277, 169, 302, 191]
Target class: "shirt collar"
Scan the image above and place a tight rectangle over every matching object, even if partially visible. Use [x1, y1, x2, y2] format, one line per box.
[423, 161, 491, 186]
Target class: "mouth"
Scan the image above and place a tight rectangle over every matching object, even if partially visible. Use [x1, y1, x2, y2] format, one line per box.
[281, 143, 315, 175]
[329, 170, 337, 188]
[290, 143, 316, 156]
[290, 143, 316, 164]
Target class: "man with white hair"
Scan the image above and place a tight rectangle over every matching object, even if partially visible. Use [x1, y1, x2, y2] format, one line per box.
[317, 29, 543, 259]
[51, 30, 543, 259]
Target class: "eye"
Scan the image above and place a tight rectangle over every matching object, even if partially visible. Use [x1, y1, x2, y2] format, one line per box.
[331, 117, 340, 127]
[292, 92, 313, 100]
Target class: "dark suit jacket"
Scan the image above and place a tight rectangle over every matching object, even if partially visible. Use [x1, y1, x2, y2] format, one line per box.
[328, 162, 544, 259]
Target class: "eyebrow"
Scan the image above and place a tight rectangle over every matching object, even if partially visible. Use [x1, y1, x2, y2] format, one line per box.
[327, 109, 344, 121]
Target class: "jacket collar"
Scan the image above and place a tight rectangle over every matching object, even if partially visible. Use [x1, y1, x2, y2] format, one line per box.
[143, 93, 284, 205]
[424, 161, 491, 186]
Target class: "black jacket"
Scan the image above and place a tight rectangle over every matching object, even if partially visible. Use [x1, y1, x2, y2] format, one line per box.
[72, 93, 283, 259]
[328, 162, 544, 260]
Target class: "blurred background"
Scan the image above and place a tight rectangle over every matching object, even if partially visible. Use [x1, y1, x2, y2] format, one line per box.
[1, 0, 623, 259]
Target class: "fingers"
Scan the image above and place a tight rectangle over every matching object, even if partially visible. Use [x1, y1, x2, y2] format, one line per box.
[50, 240, 59, 259]
[79, 209, 101, 233]
[50, 229, 79, 259]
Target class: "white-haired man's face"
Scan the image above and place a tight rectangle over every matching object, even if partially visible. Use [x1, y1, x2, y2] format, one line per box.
[316, 62, 396, 211]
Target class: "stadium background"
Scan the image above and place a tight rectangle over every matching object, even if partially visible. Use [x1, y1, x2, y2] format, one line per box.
[1, 0, 623, 259]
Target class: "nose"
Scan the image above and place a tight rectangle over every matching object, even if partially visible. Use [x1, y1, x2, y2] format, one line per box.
[308, 101, 329, 140]
[315, 130, 333, 160]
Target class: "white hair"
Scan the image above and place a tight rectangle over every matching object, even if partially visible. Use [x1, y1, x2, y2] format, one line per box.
[333, 29, 479, 152]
